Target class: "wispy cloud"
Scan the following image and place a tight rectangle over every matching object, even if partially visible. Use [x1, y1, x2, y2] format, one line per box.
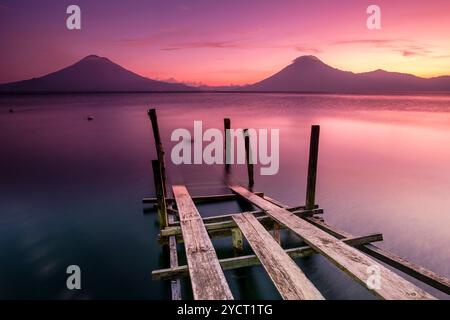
[294, 46, 322, 54]
[399, 50, 419, 57]
[161, 40, 242, 51]
[334, 39, 399, 46]
[394, 45, 433, 57]
[119, 28, 322, 55]
[334, 38, 435, 58]
[161, 41, 323, 54]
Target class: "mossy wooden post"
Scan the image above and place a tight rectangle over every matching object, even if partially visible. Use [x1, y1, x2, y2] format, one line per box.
[152, 160, 168, 228]
[224, 118, 231, 171]
[244, 129, 254, 187]
[231, 228, 244, 253]
[306, 125, 320, 210]
[148, 109, 167, 196]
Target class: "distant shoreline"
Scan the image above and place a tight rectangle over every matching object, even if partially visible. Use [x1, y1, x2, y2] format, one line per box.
[1, 90, 450, 96]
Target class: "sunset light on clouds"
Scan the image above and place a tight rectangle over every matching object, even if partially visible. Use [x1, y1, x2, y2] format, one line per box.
[1, 0, 450, 85]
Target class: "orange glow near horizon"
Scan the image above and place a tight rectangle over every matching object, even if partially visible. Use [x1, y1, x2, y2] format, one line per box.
[1, 0, 450, 85]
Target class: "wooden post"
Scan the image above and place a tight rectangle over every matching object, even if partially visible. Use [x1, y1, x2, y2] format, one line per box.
[148, 109, 167, 196]
[244, 129, 254, 187]
[272, 223, 281, 245]
[168, 212, 182, 300]
[306, 125, 320, 210]
[152, 160, 168, 228]
[231, 228, 244, 253]
[224, 118, 231, 170]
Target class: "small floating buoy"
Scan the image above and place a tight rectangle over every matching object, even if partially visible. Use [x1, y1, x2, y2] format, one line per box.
[87, 116, 94, 121]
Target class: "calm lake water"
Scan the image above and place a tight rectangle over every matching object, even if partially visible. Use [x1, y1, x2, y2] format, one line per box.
[0, 93, 449, 299]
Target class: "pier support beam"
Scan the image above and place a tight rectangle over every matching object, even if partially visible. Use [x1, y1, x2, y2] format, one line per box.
[152, 160, 168, 228]
[148, 109, 167, 196]
[306, 125, 320, 210]
[244, 129, 254, 188]
[167, 211, 181, 300]
[231, 228, 244, 253]
[224, 118, 231, 171]
[272, 223, 281, 244]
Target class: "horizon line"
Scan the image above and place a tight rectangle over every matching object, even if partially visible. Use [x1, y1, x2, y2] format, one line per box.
[1, 54, 450, 88]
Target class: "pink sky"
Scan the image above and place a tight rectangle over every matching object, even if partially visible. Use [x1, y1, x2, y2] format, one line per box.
[1, 0, 450, 85]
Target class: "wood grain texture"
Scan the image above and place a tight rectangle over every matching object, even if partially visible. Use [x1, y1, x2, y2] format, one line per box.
[305, 216, 450, 295]
[229, 185, 436, 300]
[233, 213, 324, 300]
[173, 185, 233, 300]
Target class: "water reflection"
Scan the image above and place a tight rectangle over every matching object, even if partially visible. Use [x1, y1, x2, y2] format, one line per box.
[0, 93, 449, 299]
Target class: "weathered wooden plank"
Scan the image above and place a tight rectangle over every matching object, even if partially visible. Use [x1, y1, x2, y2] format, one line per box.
[262, 195, 286, 208]
[160, 207, 323, 238]
[233, 213, 323, 300]
[174, 206, 320, 225]
[229, 185, 436, 300]
[143, 192, 265, 204]
[304, 216, 450, 295]
[160, 215, 323, 245]
[152, 233, 383, 280]
[264, 198, 450, 296]
[173, 185, 233, 300]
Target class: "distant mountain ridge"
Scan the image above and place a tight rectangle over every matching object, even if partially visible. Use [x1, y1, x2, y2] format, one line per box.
[245, 55, 450, 93]
[1, 54, 449, 93]
[0, 55, 194, 93]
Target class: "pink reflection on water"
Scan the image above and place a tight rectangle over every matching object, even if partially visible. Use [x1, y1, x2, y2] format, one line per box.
[312, 114, 450, 278]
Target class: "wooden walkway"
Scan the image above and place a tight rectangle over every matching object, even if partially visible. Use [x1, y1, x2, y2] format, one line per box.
[229, 185, 435, 300]
[146, 109, 450, 300]
[172, 185, 233, 300]
[233, 213, 324, 300]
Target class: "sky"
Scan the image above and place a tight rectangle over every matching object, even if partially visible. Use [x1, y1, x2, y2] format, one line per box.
[0, 0, 450, 86]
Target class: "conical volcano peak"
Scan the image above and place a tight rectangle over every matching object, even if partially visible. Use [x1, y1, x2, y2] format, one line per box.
[0, 55, 194, 92]
[79, 54, 111, 63]
[82, 54, 104, 60]
[292, 55, 324, 64]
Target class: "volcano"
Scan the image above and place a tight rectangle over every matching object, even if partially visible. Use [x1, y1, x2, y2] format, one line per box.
[246, 55, 450, 93]
[0, 55, 195, 93]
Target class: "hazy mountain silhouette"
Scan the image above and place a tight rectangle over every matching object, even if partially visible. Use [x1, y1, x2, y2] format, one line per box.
[1, 54, 449, 93]
[246, 55, 450, 93]
[0, 55, 194, 93]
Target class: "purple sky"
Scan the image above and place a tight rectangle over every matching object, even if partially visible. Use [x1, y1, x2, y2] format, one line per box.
[1, 0, 450, 85]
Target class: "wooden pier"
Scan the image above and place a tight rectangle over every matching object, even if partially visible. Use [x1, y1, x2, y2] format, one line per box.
[146, 109, 450, 300]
